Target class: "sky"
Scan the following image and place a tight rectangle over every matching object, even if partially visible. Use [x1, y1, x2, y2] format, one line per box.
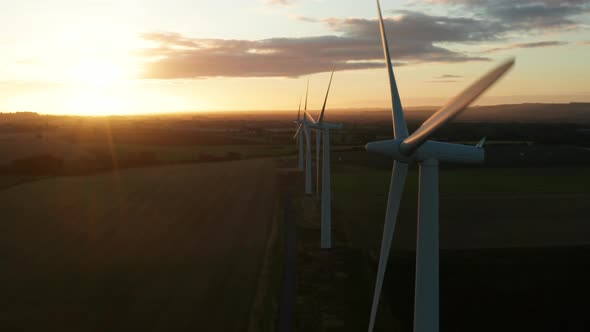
[0, 0, 589, 115]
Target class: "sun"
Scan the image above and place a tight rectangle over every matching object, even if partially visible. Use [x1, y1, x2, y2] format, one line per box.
[68, 59, 127, 87]
[63, 58, 138, 115]
[65, 91, 128, 116]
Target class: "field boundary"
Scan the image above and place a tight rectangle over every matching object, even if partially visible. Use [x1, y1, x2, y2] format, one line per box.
[246, 183, 284, 332]
[0, 176, 49, 191]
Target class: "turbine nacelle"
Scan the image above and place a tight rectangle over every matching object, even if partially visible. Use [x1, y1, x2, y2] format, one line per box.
[309, 121, 343, 130]
[366, 139, 484, 164]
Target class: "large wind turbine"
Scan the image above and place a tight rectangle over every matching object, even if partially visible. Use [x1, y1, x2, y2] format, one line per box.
[367, 1, 514, 332]
[304, 68, 342, 249]
[294, 80, 313, 194]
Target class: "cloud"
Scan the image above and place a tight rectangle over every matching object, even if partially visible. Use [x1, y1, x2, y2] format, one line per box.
[263, 0, 292, 6]
[428, 74, 463, 83]
[293, 15, 318, 22]
[481, 40, 568, 53]
[435, 74, 463, 78]
[420, 0, 590, 31]
[139, 11, 495, 79]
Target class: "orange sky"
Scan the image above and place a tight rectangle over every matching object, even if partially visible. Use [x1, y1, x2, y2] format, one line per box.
[0, 0, 589, 115]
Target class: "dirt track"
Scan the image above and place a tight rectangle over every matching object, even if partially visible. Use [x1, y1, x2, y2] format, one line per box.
[0, 159, 278, 332]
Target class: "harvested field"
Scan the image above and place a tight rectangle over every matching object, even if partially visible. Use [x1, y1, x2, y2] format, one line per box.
[0, 159, 279, 332]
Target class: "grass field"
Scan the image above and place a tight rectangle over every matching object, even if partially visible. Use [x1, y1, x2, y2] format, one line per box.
[0, 130, 297, 172]
[0, 159, 280, 332]
[331, 164, 590, 253]
[327, 160, 590, 331]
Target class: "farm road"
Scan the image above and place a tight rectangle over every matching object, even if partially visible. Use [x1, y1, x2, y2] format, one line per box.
[0, 159, 278, 332]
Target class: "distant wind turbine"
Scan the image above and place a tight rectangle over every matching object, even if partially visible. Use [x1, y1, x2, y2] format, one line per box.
[294, 79, 313, 194]
[366, 1, 515, 332]
[304, 68, 342, 249]
[295, 97, 304, 171]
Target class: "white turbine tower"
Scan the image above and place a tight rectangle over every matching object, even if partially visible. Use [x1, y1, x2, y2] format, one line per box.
[367, 1, 515, 332]
[304, 69, 342, 249]
[316, 115, 321, 200]
[294, 80, 313, 194]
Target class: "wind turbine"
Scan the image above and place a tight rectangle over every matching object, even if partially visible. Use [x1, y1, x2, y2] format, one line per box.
[304, 68, 342, 249]
[366, 1, 514, 332]
[295, 97, 304, 171]
[294, 79, 313, 194]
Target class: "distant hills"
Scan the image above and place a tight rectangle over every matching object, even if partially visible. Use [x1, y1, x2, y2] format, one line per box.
[333, 103, 590, 124]
[1, 103, 589, 124]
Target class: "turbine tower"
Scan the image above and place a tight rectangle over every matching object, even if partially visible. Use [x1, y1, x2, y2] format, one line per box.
[304, 68, 342, 249]
[316, 125, 321, 200]
[294, 80, 313, 194]
[367, 1, 514, 332]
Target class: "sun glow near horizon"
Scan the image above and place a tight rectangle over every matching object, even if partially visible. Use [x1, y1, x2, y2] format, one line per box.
[0, 0, 588, 115]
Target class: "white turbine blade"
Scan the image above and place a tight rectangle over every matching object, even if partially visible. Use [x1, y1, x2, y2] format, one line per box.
[376, 0, 408, 139]
[368, 161, 408, 332]
[318, 67, 335, 123]
[305, 77, 310, 111]
[294, 123, 303, 139]
[304, 111, 317, 126]
[297, 96, 302, 122]
[400, 58, 514, 155]
[476, 136, 486, 148]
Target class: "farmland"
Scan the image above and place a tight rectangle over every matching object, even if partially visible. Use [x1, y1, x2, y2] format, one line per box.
[1, 105, 590, 331]
[0, 159, 281, 332]
[325, 158, 590, 331]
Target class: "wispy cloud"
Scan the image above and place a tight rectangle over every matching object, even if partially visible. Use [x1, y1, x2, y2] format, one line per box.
[434, 74, 463, 79]
[425, 80, 459, 83]
[263, 0, 292, 6]
[481, 41, 568, 53]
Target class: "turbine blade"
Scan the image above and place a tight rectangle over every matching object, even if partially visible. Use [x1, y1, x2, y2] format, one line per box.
[400, 58, 515, 155]
[304, 111, 317, 126]
[368, 161, 408, 332]
[294, 123, 303, 139]
[298, 96, 302, 122]
[377, 0, 408, 139]
[305, 77, 310, 111]
[319, 67, 335, 123]
[476, 136, 486, 148]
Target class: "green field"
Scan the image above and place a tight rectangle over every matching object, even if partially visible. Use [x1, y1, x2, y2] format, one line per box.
[331, 163, 590, 254]
[81, 143, 297, 163]
[289, 150, 590, 331]
[0, 159, 281, 332]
